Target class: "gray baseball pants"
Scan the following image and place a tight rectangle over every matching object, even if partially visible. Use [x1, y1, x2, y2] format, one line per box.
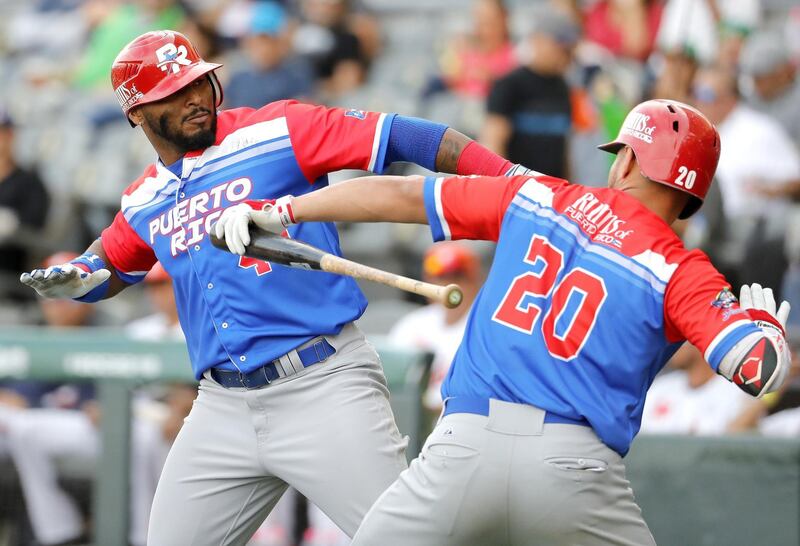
[147, 323, 408, 545]
[352, 398, 656, 546]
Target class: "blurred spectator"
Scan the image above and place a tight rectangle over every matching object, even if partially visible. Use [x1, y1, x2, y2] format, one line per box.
[640, 342, 756, 435]
[692, 64, 800, 292]
[1, 256, 185, 546]
[73, 0, 186, 89]
[388, 242, 484, 412]
[293, 0, 377, 100]
[432, 0, 516, 99]
[649, 49, 698, 102]
[180, 11, 228, 68]
[656, 0, 760, 67]
[225, 2, 315, 109]
[0, 107, 50, 295]
[481, 8, 578, 177]
[6, 0, 88, 61]
[126, 262, 182, 341]
[739, 30, 800, 149]
[0, 252, 99, 545]
[583, 0, 664, 62]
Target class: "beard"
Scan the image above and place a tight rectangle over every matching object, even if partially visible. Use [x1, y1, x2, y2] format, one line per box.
[145, 108, 217, 152]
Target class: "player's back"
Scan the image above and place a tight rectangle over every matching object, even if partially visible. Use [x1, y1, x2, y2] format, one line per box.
[442, 177, 701, 455]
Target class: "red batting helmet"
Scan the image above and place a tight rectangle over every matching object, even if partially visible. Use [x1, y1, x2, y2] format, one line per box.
[598, 99, 720, 219]
[111, 30, 223, 124]
[423, 243, 481, 280]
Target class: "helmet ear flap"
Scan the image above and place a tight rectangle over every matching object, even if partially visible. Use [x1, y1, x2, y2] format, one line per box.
[209, 72, 223, 108]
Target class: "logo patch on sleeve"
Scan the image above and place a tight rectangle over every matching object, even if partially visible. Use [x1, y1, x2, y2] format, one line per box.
[344, 109, 366, 120]
[711, 287, 737, 309]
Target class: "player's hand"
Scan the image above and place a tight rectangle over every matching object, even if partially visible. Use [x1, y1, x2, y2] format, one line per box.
[19, 263, 111, 299]
[739, 283, 790, 329]
[213, 197, 295, 256]
[721, 283, 793, 398]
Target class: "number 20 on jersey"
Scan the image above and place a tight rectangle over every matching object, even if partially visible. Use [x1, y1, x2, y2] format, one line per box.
[492, 235, 607, 361]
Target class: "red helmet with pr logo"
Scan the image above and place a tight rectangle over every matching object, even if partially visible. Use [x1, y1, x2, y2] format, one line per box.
[111, 30, 223, 122]
[598, 99, 720, 219]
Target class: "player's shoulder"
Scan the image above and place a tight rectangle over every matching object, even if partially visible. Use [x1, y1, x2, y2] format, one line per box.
[508, 173, 570, 202]
[215, 102, 291, 140]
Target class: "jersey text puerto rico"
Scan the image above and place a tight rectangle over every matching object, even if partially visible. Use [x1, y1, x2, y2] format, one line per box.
[148, 177, 252, 256]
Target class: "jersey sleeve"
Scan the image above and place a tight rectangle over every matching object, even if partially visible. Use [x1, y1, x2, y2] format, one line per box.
[663, 251, 761, 371]
[284, 101, 395, 182]
[423, 175, 532, 242]
[100, 211, 158, 285]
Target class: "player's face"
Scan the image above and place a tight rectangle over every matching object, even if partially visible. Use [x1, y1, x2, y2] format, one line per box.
[140, 77, 217, 151]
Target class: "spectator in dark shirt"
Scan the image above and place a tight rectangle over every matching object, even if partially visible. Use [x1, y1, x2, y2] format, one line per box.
[0, 107, 50, 291]
[293, 0, 374, 99]
[481, 9, 578, 178]
[225, 2, 315, 109]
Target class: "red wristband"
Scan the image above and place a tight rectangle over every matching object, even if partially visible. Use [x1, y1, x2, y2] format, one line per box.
[747, 309, 786, 337]
[456, 141, 514, 176]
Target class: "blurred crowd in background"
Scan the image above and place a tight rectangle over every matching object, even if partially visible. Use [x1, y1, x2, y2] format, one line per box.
[1, 0, 800, 544]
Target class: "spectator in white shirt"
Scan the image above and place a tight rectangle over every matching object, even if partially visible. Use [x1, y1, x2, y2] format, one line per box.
[388, 242, 484, 412]
[692, 64, 800, 293]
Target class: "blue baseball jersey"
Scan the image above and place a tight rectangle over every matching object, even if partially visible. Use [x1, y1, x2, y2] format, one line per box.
[424, 174, 761, 455]
[102, 101, 395, 378]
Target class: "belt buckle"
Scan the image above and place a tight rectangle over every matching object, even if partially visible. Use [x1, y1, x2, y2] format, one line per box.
[313, 340, 330, 362]
[262, 363, 274, 385]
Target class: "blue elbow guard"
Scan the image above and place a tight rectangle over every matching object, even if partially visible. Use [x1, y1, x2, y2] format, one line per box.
[385, 115, 448, 172]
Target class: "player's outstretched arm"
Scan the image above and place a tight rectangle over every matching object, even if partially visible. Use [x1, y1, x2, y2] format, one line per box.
[213, 176, 428, 254]
[19, 239, 129, 301]
[294, 175, 428, 224]
[383, 116, 534, 176]
[717, 283, 792, 398]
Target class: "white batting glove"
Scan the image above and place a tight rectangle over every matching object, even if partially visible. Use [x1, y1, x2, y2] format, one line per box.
[213, 196, 296, 255]
[739, 283, 791, 330]
[20, 263, 111, 299]
[717, 283, 793, 398]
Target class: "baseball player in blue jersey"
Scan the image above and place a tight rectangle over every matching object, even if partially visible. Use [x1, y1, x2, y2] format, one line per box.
[229, 99, 793, 545]
[18, 30, 534, 545]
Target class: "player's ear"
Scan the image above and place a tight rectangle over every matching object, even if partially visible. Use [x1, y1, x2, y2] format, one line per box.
[128, 108, 144, 127]
[619, 146, 637, 179]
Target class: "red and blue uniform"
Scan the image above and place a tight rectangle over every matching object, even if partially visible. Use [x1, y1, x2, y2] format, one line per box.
[424, 174, 761, 455]
[101, 101, 395, 378]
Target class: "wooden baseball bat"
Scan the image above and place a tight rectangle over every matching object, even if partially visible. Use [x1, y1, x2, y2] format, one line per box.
[210, 229, 464, 308]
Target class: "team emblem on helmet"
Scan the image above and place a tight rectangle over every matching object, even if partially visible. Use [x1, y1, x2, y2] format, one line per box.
[620, 112, 656, 144]
[156, 43, 192, 74]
